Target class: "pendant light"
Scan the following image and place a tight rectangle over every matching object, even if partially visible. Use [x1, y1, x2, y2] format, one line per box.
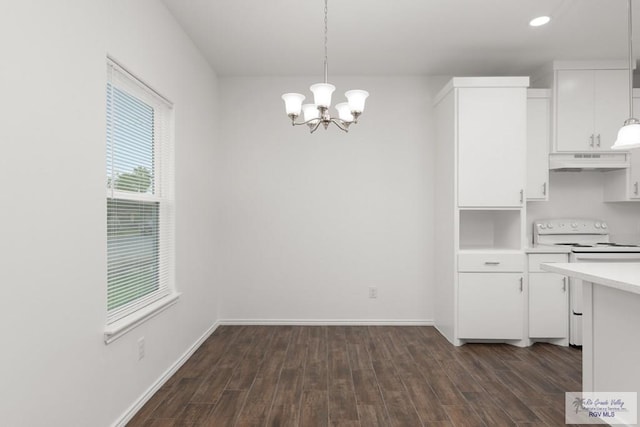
[281, 0, 369, 133]
[612, 0, 640, 150]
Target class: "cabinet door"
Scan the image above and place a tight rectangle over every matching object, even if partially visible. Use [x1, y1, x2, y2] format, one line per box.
[556, 69, 595, 151]
[628, 151, 640, 199]
[529, 273, 568, 338]
[604, 96, 640, 201]
[526, 95, 550, 200]
[458, 273, 524, 339]
[594, 69, 629, 151]
[457, 88, 526, 207]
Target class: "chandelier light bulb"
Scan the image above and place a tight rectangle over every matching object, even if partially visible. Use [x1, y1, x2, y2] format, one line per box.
[302, 104, 321, 123]
[335, 103, 354, 122]
[281, 93, 305, 117]
[345, 90, 369, 113]
[310, 83, 336, 108]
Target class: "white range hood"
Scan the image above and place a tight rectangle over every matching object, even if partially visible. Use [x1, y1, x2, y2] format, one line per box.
[549, 152, 630, 171]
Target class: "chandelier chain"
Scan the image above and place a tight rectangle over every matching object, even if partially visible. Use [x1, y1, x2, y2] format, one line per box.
[324, 0, 328, 83]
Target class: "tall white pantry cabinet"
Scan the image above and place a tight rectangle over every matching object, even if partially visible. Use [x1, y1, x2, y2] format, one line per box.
[434, 77, 529, 347]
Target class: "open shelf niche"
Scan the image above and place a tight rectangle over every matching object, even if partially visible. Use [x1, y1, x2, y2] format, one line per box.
[459, 209, 522, 251]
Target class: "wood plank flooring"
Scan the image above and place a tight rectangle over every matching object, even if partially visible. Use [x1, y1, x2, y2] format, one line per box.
[126, 326, 582, 427]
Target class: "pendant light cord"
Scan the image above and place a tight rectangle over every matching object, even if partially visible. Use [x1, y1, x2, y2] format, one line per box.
[324, 0, 329, 84]
[629, 0, 634, 118]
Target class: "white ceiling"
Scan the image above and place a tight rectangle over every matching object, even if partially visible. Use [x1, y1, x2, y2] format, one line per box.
[161, 0, 639, 77]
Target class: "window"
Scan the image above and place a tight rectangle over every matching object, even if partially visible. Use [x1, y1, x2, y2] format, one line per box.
[106, 60, 174, 325]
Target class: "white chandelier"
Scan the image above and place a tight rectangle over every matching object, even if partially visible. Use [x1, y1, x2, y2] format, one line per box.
[281, 0, 369, 133]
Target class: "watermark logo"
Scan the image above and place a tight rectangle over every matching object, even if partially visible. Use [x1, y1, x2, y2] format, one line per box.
[566, 392, 637, 425]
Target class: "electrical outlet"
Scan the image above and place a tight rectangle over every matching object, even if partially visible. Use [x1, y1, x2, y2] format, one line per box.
[138, 337, 145, 361]
[368, 287, 378, 299]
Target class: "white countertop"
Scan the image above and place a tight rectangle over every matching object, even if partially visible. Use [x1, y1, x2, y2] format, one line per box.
[525, 245, 571, 254]
[541, 262, 640, 295]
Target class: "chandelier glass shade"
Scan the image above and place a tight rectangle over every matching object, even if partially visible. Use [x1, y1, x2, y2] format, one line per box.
[613, 119, 640, 150]
[612, 0, 640, 150]
[281, 0, 369, 133]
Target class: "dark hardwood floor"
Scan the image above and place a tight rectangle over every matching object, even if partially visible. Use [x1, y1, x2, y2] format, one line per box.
[126, 326, 582, 426]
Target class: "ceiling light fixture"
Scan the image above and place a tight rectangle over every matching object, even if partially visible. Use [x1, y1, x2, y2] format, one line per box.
[612, 0, 640, 150]
[529, 16, 551, 27]
[281, 0, 369, 133]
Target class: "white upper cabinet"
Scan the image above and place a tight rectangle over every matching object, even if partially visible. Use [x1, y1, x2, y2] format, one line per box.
[555, 64, 628, 152]
[629, 152, 640, 200]
[594, 70, 630, 150]
[457, 86, 527, 207]
[526, 90, 550, 201]
[605, 148, 640, 201]
[627, 95, 640, 199]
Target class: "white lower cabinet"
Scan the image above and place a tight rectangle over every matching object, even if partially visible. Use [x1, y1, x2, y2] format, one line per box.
[528, 253, 569, 341]
[529, 274, 568, 338]
[458, 273, 524, 339]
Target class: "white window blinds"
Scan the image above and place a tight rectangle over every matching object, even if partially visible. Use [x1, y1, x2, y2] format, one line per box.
[106, 60, 174, 324]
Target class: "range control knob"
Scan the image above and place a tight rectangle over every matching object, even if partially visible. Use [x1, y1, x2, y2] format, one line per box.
[571, 222, 578, 229]
[546, 223, 554, 229]
[595, 222, 601, 229]
[601, 222, 608, 229]
[539, 223, 546, 229]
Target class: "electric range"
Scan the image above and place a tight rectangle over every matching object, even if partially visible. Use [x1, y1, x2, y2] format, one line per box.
[533, 218, 640, 347]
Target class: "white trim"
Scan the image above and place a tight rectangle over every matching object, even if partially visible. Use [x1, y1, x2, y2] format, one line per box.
[434, 76, 530, 106]
[527, 88, 551, 99]
[104, 292, 181, 344]
[112, 321, 219, 427]
[217, 319, 434, 326]
[105, 189, 163, 203]
[107, 56, 173, 107]
[552, 60, 629, 71]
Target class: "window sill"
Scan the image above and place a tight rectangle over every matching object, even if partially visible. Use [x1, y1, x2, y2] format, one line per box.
[104, 292, 181, 344]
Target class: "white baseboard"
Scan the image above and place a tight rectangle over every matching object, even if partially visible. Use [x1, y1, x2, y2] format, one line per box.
[112, 321, 220, 427]
[218, 319, 434, 326]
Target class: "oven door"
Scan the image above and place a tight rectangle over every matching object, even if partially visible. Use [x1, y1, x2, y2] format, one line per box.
[568, 252, 640, 346]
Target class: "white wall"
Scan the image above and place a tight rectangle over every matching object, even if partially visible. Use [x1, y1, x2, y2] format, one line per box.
[527, 172, 640, 244]
[217, 76, 435, 322]
[0, 1, 220, 426]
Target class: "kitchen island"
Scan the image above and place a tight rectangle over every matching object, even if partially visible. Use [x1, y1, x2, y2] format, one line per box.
[541, 262, 640, 426]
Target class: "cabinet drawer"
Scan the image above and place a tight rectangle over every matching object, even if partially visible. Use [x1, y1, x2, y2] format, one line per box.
[458, 253, 524, 272]
[528, 253, 568, 272]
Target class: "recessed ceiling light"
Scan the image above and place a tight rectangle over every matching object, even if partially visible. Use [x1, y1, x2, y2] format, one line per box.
[529, 16, 551, 27]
